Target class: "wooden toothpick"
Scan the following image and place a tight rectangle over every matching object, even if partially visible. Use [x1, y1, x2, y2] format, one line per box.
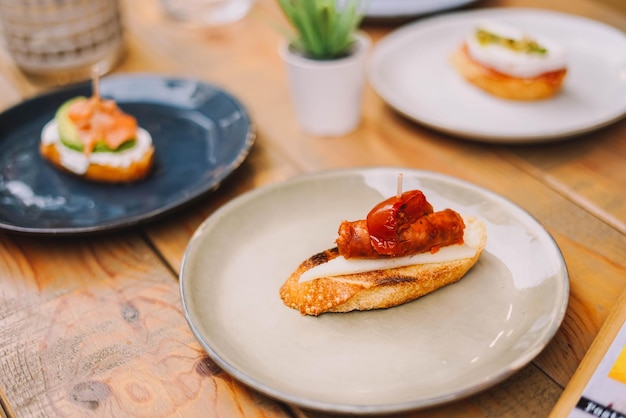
[396, 173, 403, 198]
[91, 67, 100, 101]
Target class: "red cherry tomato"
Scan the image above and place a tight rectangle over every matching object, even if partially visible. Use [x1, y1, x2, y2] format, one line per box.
[366, 190, 433, 255]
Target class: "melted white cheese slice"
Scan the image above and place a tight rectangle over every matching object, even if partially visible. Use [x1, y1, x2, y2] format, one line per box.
[41, 120, 153, 175]
[298, 243, 476, 283]
[466, 21, 566, 78]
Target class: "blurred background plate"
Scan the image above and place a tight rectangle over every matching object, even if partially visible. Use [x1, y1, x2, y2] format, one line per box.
[0, 74, 255, 235]
[365, 0, 478, 18]
[368, 8, 626, 142]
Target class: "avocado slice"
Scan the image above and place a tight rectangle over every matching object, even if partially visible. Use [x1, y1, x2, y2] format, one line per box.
[55, 96, 136, 153]
[56, 97, 84, 150]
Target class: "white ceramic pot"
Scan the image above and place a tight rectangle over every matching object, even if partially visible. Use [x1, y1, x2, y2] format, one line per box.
[280, 32, 371, 136]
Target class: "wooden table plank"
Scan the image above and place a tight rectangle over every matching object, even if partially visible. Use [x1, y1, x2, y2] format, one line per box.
[0, 0, 624, 416]
[0, 2, 296, 415]
[126, 0, 626, 415]
[0, 232, 291, 417]
[501, 130, 626, 235]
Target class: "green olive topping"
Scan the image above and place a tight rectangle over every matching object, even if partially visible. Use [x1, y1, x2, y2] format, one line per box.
[475, 28, 547, 55]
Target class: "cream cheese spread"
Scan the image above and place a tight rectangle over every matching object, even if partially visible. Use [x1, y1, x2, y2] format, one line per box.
[465, 21, 566, 78]
[41, 120, 153, 175]
[298, 242, 476, 283]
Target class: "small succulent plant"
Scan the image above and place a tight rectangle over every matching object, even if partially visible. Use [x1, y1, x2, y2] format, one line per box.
[277, 0, 366, 60]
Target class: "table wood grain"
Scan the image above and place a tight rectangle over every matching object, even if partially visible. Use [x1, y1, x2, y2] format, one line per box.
[0, 0, 624, 416]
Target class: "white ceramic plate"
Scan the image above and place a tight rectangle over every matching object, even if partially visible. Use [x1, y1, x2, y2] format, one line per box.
[180, 167, 569, 414]
[365, 0, 478, 19]
[368, 8, 626, 142]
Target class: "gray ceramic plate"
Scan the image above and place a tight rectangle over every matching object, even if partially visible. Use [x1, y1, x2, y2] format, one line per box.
[180, 168, 569, 414]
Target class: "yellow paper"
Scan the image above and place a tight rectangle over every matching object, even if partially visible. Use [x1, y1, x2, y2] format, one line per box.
[608, 344, 626, 384]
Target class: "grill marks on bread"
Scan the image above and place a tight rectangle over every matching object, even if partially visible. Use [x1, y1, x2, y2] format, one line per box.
[279, 217, 486, 316]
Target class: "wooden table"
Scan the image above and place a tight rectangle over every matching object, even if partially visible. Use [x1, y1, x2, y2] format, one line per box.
[0, 0, 624, 416]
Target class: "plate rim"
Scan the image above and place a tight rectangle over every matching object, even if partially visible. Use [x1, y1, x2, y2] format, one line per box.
[0, 73, 256, 235]
[179, 167, 570, 414]
[365, 0, 478, 18]
[367, 7, 626, 142]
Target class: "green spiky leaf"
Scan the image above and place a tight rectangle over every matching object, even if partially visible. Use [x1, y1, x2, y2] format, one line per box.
[277, 0, 366, 60]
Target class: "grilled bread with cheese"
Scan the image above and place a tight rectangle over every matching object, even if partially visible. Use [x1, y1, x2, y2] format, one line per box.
[451, 46, 567, 101]
[280, 216, 487, 316]
[451, 22, 567, 101]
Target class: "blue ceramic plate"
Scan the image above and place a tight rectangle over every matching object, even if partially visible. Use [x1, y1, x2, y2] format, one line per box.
[0, 74, 255, 235]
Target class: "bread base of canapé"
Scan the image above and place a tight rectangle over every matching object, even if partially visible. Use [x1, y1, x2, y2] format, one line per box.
[280, 217, 486, 316]
[450, 46, 567, 101]
[40, 141, 155, 183]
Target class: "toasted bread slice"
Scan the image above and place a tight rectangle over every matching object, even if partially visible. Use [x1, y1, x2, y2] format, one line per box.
[40, 141, 154, 183]
[451, 46, 567, 101]
[280, 217, 486, 316]
[40, 119, 154, 183]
